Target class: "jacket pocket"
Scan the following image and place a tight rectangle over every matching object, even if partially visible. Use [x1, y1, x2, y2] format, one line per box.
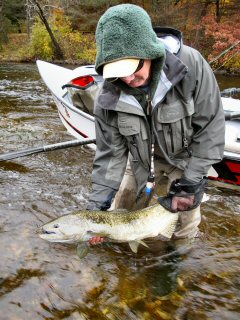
[118, 112, 140, 136]
[156, 99, 194, 156]
[118, 113, 149, 167]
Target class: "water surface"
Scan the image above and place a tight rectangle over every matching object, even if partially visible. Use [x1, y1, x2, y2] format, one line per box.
[0, 63, 240, 320]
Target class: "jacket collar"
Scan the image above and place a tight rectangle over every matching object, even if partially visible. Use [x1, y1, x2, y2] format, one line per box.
[97, 50, 188, 113]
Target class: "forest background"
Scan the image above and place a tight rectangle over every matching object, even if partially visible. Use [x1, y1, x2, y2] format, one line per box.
[0, 0, 239, 74]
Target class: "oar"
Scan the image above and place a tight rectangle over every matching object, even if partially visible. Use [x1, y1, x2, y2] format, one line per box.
[0, 138, 96, 162]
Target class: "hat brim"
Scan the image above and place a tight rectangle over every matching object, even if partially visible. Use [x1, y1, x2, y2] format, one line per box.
[103, 58, 140, 79]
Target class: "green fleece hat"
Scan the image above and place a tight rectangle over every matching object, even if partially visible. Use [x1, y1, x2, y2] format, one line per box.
[95, 4, 166, 76]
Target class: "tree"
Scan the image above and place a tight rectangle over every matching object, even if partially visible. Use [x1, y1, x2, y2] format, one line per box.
[62, 0, 129, 32]
[4, 0, 26, 33]
[203, 5, 240, 71]
[28, 0, 64, 60]
[0, 0, 8, 45]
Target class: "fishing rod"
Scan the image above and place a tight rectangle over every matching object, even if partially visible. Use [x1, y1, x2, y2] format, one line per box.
[224, 111, 240, 121]
[209, 41, 240, 66]
[0, 111, 239, 162]
[0, 138, 96, 162]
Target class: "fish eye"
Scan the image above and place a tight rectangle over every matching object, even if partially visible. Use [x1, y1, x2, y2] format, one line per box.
[53, 224, 59, 228]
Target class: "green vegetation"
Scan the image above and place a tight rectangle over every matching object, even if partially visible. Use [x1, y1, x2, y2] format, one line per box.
[0, 0, 239, 73]
[0, 12, 96, 64]
[26, 14, 96, 63]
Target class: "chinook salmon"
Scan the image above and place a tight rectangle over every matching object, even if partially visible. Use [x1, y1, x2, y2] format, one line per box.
[39, 204, 179, 257]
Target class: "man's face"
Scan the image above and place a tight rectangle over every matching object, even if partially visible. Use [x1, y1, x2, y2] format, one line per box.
[120, 60, 151, 88]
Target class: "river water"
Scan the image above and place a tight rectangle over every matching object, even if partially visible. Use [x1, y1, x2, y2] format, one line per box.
[0, 63, 240, 320]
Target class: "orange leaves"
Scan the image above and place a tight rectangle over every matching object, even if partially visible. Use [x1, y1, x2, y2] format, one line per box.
[202, 10, 240, 71]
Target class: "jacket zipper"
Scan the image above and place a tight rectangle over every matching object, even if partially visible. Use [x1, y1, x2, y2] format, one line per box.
[169, 124, 174, 153]
[146, 94, 152, 118]
[181, 119, 192, 157]
[131, 135, 145, 166]
[131, 94, 152, 168]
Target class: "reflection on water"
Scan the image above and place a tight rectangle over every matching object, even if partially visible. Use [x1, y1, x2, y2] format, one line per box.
[0, 63, 240, 320]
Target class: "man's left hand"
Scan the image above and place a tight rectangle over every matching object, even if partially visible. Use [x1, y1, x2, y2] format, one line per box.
[171, 193, 195, 212]
[158, 177, 207, 212]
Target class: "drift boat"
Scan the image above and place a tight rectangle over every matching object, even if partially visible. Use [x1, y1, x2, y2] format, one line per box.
[36, 60, 240, 189]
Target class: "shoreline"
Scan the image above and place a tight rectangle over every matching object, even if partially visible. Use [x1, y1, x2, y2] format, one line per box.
[1, 59, 240, 77]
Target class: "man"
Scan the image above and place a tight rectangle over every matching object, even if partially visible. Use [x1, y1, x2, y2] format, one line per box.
[87, 4, 225, 242]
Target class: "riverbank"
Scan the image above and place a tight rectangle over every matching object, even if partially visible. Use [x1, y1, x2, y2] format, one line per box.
[1, 33, 240, 75]
[0, 33, 96, 66]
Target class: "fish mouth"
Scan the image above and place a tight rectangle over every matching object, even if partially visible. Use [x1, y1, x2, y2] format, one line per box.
[37, 227, 56, 235]
[38, 228, 59, 240]
[41, 229, 56, 235]
[38, 227, 72, 243]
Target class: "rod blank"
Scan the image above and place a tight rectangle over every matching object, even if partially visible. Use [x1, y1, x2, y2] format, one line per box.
[0, 138, 96, 161]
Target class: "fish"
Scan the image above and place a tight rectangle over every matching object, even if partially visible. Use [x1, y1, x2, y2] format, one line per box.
[38, 204, 179, 257]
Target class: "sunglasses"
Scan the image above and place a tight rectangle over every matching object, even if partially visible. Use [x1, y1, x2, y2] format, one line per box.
[134, 59, 145, 73]
[107, 59, 145, 83]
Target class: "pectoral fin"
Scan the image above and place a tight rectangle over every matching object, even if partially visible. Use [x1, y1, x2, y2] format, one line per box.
[129, 241, 139, 253]
[77, 243, 90, 259]
[128, 240, 149, 253]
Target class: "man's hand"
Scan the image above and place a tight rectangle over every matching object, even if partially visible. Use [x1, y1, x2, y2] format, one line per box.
[171, 193, 195, 212]
[158, 177, 207, 212]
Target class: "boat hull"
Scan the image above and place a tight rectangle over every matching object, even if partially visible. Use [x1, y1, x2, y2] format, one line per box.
[53, 95, 95, 140]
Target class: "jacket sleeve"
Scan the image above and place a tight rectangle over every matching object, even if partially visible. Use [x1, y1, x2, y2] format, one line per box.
[182, 49, 225, 182]
[88, 110, 129, 210]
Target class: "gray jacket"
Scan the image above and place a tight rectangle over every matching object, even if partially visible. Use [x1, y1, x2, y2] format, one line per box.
[88, 32, 225, 210]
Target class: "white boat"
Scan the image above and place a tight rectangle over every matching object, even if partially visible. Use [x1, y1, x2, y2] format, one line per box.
[36, 60, 240, 188]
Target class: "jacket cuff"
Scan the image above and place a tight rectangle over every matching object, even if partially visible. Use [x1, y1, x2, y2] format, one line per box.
[183, 156, 214, 182]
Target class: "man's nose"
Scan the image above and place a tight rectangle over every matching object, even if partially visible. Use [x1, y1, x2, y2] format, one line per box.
[121, 74, 135, 83]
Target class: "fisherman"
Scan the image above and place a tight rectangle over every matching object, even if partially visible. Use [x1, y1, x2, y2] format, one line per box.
[86, 4, 225, 243]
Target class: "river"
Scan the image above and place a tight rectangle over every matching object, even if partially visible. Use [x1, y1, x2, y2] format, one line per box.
[0, 63, 240, 320]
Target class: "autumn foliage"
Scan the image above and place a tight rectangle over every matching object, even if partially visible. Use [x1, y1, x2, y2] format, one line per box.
[202, 10, 240, 72]
[28, 12, 96, 63]
[0, 0, 240, 73]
